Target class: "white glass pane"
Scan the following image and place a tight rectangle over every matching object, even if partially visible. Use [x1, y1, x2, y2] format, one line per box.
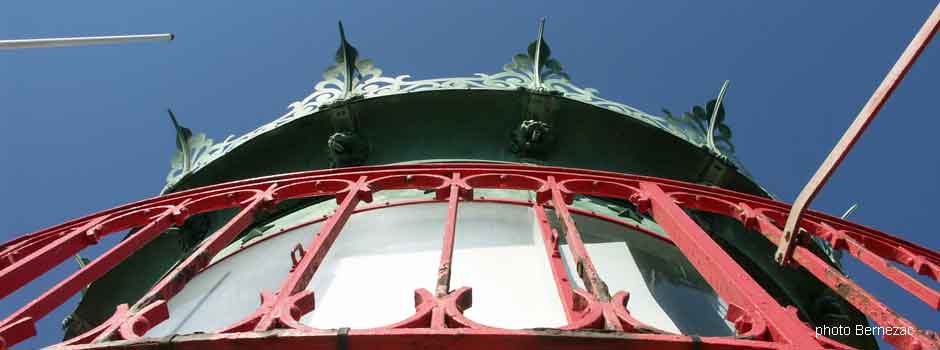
[146, 221, 323, 336]
[451, 203, 567, 328]
[299, 203, 445, 328]
[561, 242, 680, 332]
[559, 214, 734, 336]
[146, 201, 730, 336]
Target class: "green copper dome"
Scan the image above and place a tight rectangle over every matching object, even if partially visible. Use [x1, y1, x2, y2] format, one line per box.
[163, 20, 754, 196]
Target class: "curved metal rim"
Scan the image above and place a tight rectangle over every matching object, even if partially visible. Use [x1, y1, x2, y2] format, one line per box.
[1, 163, 938, 350]
[5, 163, 928, 257]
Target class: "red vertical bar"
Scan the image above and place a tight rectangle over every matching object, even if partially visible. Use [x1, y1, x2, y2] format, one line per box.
[639, 182, 822, 348]
[533, 203, 578, 323]
[546, 176, 620, 330]
[435, 173, 461, 298]
[253, 177, 369, 331]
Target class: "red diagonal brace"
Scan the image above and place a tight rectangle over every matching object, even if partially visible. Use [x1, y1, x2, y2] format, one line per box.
[639, 182, 823, 349]
[251, 176, 370, 331]
[755, 215, 940, 350]
[533, 203, 580, 324]
[546, 176, 621, 331]
[816, 223, 940, 309]
[778, 2, 940, 265]
[0, 216, 107, 300]
[136, 187, 273, 307]
[0, 205, 181, 349]
[0, 317, 35, 350]
[91, 186, 276, 342]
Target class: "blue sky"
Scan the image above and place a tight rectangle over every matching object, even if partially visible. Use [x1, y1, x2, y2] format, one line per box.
[1, 1, 938, 348]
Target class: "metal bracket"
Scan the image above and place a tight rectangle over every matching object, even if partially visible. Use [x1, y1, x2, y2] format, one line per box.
[325, 104, 369, 168]
[511, 92, 559, 158]
[290, 244, 306, 270]
[698, 156, 730, 187]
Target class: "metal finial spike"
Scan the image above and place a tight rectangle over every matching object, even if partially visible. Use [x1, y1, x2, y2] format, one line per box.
[533, 18, 547, 87]
[840, 203, 859, 219]
[535, 18, 546, 57]
[538, 17, 546, 38]
[706, 80, 730, 154]
[168, 108, 193, 173]
[168, 108, 180, 129]
[334, 20, 359, 96]
[73, 254, 88, 269]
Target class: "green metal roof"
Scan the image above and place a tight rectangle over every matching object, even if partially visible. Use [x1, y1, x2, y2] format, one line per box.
[164, 20, 749, 194]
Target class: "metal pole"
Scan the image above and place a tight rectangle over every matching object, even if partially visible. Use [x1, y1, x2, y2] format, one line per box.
[0, 33, 173, 50]
[775, 3, 940, 265]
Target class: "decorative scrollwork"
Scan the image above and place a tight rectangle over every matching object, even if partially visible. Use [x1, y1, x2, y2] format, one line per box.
[163, 21, 744, 191]
[662, 99, 734, 156]
[321, 21, 382, 102]
[503, 18, 569, 89]
[166, 109, 214, 187]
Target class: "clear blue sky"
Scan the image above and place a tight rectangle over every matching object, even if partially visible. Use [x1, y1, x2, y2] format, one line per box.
[1, 1, 938, 348]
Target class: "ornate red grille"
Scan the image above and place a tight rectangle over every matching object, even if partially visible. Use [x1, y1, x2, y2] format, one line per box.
[1, 163, 938, 350]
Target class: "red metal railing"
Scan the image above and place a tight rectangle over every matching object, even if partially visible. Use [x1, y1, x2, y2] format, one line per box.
[1, 163, 938, 350]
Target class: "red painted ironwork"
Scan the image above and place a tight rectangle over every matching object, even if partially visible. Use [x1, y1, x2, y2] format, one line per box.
[224, 176, 372, 333]
[778, 2, 940, 266]
[545, 176, 621, 331]
[434, 173, 469, 298]
[532, 203, 581, 324]
[1, 163, 938, 350]
[641, 183, 822, 349]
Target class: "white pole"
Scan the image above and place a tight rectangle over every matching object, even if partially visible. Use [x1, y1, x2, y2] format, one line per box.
[0, 33, 173, 50]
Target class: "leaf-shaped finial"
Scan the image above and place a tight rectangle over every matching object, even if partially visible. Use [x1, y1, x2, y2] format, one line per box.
[503, 17, 569, 88]
[168, 108, 193, 173]
[165, 109, 213, 187]
[530, 18, 549, 87]
[168, 109, 191, 147]
[335, 21, 360, 97]
[662, 81, 736, 155]
[705, 80, 730, 155]
[705, 100, 726, 123]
